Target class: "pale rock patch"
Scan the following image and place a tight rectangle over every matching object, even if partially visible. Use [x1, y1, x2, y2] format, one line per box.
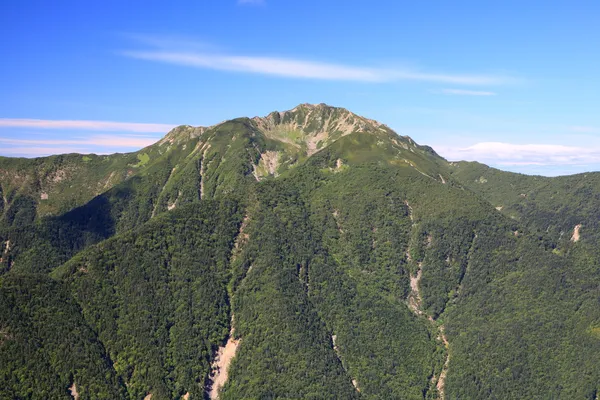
[332, 209, 344, 234]
[200, 144, 211, 199]
[571, 224, 582, 242]
[167, 191, 181, 212]
[436, 325, 450, 400]
[208, 330, 240, 400]
[408, 268, 424, 315]
[404, 200, 414, 223]
[102, 171, 118, 190]
[69, 383, 79, 400]
[234, 215, 250, 250]
[52, 169, 67, 183]
[260, 151, 280, 175]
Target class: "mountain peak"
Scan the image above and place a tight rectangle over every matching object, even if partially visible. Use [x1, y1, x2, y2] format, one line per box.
[250, 103, 391, 156]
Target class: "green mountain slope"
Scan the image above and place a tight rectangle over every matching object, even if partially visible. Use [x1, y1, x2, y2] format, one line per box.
[0, 273, 124, 399]
[0, 104, 599, 399]
[450, 161, 600, 244]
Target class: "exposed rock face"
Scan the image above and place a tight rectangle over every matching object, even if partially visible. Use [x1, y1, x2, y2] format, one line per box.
[251, 103, 392, 156]
[207, 324, 240, 400]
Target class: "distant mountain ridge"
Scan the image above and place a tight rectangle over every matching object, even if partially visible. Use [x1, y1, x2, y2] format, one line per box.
[1, 104, 599, 399]
[0, 103, 446, 227]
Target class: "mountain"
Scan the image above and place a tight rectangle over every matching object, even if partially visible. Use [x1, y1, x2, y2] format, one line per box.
[1, 104, 599, 400]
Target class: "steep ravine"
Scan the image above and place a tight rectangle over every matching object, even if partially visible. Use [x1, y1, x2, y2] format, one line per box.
[206, 212, 252, 399]
[408, 228, 478, 400]
[331, 334, 361, 393]
[407, 265, 450, 400]
[405, 200, 449, 400]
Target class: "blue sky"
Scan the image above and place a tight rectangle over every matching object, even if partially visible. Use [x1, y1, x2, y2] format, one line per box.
[1, 0, 599, 176]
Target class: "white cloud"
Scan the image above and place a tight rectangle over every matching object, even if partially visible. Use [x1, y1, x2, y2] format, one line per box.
[437, 141, 600, 166]
[121, 49, 513, 85]
[439, 88, 497, 96]
[0, 147, 92, 157]
[0, 118, 175, 133]
[0, 134, 158, 149]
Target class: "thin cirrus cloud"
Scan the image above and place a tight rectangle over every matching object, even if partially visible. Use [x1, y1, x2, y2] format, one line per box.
[0, 118, 175, 133]
[0, 147, 94, 156]
[121, 48, 513, 85]
[0, 135, 159, 148]
[437, 142, 600, 167]
[0, 135, 161, 158]
[439, 88, 497, 96]
[0, 118, 172, 157]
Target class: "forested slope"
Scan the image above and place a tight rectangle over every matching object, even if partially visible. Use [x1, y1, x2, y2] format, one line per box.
[0, 104, 599, 399]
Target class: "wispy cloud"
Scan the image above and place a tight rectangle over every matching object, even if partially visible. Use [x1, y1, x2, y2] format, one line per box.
[0, 147, 92, 157]
[437, 142, 600, 167]
[0, 135, 159, 148]
[120, 38, 515, 85]
[0, 118, 175, 133]
[0, 133, 160, 158]
[438, 88, 497, 96]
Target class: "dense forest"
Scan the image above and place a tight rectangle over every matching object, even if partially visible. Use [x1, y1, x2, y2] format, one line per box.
[1, 104, 599, 399]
